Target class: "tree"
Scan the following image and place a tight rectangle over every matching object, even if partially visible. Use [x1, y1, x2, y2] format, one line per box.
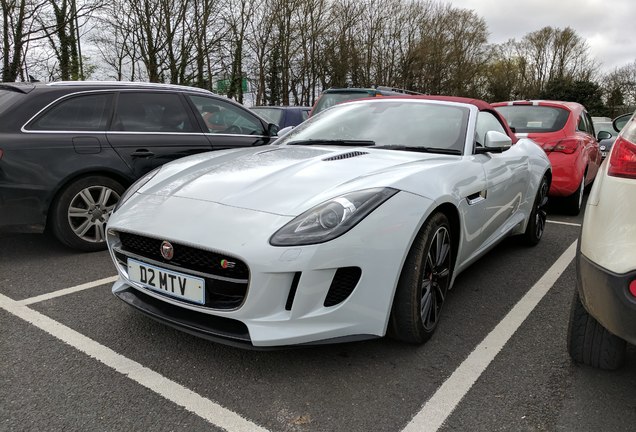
[540, 78, 605, 115]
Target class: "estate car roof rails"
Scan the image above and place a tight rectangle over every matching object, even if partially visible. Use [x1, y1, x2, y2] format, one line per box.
[47, 81, 214, 94]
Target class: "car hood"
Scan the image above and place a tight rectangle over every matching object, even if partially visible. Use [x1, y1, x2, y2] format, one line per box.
[137, 145, 457, 216]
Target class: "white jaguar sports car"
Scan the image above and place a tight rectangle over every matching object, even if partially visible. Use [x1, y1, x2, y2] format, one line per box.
[106, 96, 551, 348]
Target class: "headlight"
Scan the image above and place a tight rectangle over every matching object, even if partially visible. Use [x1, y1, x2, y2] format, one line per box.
[270, 187, 398, 246]
[113, 168, 161, 213]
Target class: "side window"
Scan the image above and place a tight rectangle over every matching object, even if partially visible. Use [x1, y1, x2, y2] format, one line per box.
[112, 92, 195, 132]
[189, 95, 265, 135]
[475, 111, 507, 146]
[577, 115, 586, 133]
[578, 114, 593, 135]
[28, 93, 113, 131]
[585, 112, 595, 136]
[301, 109, 310, 121]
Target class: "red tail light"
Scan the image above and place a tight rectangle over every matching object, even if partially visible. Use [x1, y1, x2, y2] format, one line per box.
[541, 139, 578, 154]
[608, 136, 636, 179]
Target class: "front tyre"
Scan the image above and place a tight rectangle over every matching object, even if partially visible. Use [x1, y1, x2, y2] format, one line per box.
[389, 212, 453, 344]
[567, 290, 626, 370]
[50, 176, 125, 252]
[522, 174, 549, 246]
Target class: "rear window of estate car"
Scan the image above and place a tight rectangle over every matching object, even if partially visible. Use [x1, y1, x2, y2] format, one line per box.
[495, 106, 570, 133]
[27, 93, 113, 131]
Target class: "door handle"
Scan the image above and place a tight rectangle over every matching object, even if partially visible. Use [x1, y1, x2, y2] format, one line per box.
[131, 149, 155, 157]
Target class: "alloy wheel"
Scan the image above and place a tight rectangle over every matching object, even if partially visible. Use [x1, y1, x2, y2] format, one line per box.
[535, 179, 549, 240]
[421, 226, 451, 331]
[67, 185, 121, 243]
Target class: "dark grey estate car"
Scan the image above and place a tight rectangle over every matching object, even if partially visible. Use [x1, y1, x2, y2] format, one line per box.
[0, 81, 278, 251]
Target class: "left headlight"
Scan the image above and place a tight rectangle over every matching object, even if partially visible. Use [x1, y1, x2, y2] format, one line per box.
[270, 187, 398, 246]
[113, 167, 161, 213]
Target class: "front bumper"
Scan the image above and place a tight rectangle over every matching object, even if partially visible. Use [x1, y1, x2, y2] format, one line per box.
[107, 191, 433, 347]
[577, 251, 636, 345]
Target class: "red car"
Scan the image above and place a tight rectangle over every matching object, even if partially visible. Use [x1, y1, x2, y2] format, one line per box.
[493, 101, 602, 214]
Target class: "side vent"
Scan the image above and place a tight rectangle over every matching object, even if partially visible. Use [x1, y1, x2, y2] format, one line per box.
[285, 272, 302, 311]
[324, 267, 362, 307]
[323, 151, 368, 161]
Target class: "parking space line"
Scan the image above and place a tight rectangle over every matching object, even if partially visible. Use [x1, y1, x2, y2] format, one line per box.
[18, 275, 119, 306]
[547, 220, 581, 227]
[402, 240, 577, 432]
[0, 293, 270, 432]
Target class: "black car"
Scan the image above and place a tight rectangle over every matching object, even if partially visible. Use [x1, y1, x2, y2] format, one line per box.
[593, 113, 633, 159]
[250, 106, 310, 128]
[0, 81, 278, 251]
[310, 86, 422, 117]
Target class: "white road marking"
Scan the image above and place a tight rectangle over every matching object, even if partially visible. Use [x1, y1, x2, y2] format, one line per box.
[0, 293, 270, 432]
[18, 275, 118, 306]
[547, 220, 582, 227]
[402, 240, 577, 432]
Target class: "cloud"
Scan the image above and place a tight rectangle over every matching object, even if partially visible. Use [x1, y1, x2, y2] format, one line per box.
[447, 0, 635, 73]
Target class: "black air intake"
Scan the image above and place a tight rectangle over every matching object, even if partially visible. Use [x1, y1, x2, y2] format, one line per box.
[323, 151, 368, 161]
[324, 267, 362, 307]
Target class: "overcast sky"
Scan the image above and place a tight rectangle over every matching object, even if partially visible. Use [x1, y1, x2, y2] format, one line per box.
[448, 0, 634, 74]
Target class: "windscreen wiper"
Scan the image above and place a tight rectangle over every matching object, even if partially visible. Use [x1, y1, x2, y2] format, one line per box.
[375, 145, 462, 155]
[287, 139, 376, 146]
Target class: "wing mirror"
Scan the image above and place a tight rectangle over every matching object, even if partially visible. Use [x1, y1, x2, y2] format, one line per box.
[597, 130, 612, 141]
[267, 123, 280, 136]
[277, 126, 294, 137]
[484, 131, 512, 150]
[613, 113, 633, 132]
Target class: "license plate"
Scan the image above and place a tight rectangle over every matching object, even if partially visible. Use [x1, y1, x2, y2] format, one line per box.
[127, 259, 205, 304]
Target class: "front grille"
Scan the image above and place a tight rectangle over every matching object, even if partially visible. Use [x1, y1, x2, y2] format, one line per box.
[324, 267, 361, 307]
[116, 231, 249, 310]
[118, 231, 249, 279]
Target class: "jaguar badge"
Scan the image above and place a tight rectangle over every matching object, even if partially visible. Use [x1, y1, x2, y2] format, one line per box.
[160, 241, 174, 260]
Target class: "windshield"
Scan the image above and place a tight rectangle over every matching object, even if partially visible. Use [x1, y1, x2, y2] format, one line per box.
[279, 100, 469, 153]
[251, 107, 283, 125]
[312, 91, 373, 116]
[495, 105, 570, 133]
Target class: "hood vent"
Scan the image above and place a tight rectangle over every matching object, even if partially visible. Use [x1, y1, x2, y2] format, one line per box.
[323, 151, 368, 161]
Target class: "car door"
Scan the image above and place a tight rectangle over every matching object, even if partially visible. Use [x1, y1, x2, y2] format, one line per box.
[186, 95, 273, 149]
[106, 91, 212, 178]
[473, 111, 530, 245]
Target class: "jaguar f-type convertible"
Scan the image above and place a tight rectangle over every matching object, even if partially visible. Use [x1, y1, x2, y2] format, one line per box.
[106, 96, 551, 348]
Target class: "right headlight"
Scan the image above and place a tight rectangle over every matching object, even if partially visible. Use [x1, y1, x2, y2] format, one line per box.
[269, 187, 398, 246]
[113, 167, 161, 213]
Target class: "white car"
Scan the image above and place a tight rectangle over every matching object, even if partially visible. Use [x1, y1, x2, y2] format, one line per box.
[106, 96, 551, 348]
[568, 112, 636, 369]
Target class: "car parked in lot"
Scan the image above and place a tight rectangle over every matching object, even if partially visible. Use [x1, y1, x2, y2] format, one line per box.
[567, 111, 636, 369]
[106, 95, 551, 348]
[592, 120, 617, 159]
[493, 100, 602, 215]
[0, 81, 278, 251]
[250, 106, 310, 129]
[310, 86, 421, 117]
